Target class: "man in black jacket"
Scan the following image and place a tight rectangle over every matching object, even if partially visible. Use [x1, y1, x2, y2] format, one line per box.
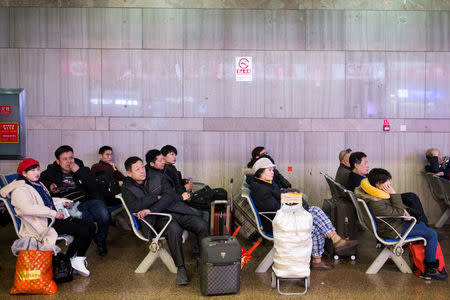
[122, 155, 207, 285]
[346, 152, 369, 192]
[40, 145, 110, 256]
[160, 145, 193, 200]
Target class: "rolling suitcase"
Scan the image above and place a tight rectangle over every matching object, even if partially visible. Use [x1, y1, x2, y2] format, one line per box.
[330, 199, 357, 240]
[210, 178, 234, 236]
[199, 236, 241, 296]
[325, 198, 358, 259]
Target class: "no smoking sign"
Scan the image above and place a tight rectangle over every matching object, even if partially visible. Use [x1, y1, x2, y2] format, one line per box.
[236, 57, 252, 82]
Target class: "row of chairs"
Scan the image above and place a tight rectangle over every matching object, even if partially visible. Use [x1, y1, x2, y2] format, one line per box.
[240, 172, 427, 275]
[1, 171, 201, 276]
[423, 173, 450, 228]
[2, 170, 447, 278]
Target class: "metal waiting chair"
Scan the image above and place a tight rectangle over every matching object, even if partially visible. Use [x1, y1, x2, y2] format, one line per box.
[1, 196, 73, 246]
[4, 173, 18, 184]
[321, 172, 348, 201]
[241, 184, 276, 273]
[423, 173, 450, 228]
[347, 192, 426, 274]
[0, 174, 6, 188]
[115, 194, 177, 274]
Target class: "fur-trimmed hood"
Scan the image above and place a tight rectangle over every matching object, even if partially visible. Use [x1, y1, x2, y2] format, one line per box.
[0, 179, 26, 199]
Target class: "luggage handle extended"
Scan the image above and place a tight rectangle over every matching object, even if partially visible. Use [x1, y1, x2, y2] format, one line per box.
[210, 200, 230, 235]
[209, 178, 233, 236]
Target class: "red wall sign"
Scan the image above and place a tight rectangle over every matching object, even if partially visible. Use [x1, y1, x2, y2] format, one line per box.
[0, 122, 19, 143]
[0, 105, 12, 115]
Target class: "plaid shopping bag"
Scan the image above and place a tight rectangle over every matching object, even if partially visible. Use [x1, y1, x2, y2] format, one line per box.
[10, 243, 57, 294]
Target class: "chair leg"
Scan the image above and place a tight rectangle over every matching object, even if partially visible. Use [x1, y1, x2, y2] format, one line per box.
[255, 247, 275, 273]
[366, 247, 413, 274]
[159, 247, 177, 274]
[366, 247, 391, 274]
[434, 208, 450, 228]
[390, 251, 412, 273]
[135, 251, 158, 273]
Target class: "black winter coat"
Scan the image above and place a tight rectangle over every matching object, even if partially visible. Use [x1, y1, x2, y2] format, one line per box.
[249, 177, 308, 234]
[40, 158, 100, 201]
[163, 164, 186, 195]
[425, 156, 450, 179]
[145, 165, 200, 217]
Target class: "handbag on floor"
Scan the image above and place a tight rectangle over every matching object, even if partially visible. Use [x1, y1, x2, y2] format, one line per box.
[10, 239, 57, 295]
[52, 253, 73, 284]
[409, 241, 447, 276]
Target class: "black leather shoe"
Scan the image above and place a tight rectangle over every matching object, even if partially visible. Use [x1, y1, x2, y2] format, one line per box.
[176, 266, 189, 285]
[96, 240, 107, 257]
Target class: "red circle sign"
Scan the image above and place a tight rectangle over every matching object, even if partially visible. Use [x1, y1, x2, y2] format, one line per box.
[238, 58, 249, 69]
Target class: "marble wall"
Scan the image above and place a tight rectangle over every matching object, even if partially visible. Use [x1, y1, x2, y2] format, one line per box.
[1, 3, 450, 223]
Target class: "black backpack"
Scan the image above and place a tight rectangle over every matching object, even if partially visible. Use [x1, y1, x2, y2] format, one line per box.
[94, 170, 121, 200]
[187, 186, 228, 210]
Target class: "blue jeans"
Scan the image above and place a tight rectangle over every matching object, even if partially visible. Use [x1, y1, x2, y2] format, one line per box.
[402, 221, 438, 263]
[78, 199, 110, 242]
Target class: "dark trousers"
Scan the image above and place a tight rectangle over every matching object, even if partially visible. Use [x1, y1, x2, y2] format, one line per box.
[401, 192, 429, 226]
[145, 213, 208, 267]
[53, 218, 96, 258]
[78, 199, 111, 242]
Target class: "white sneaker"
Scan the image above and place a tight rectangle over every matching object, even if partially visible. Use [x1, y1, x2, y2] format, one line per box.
[70, 256, 90, 277]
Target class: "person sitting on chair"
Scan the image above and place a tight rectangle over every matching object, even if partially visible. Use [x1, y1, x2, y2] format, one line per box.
[0, 158, 95, 277]
[335, 148, 352, 187]
[246, 146, 291, 189]
[354, 168, 447, 280]
[347, 151, 429, 226]
[40, 145, 110, 256]
[249, 157, 358, 270]
[121, 156, 208, 286]
[425, 148, 450, 179]
[346, 152, 369, 192]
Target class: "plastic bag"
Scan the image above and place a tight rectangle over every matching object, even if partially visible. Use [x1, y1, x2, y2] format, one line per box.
[66, 201, 83, 219]
[11, 238, 61, 257]
[272, 203, 313, 278]
[10, 239, 57, 295]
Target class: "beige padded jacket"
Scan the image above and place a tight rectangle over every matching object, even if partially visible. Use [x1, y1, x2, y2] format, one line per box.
[0, 180, 63, 245]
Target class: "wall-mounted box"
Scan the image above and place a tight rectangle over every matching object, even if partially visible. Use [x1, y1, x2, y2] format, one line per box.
[0, 89, 26, 160]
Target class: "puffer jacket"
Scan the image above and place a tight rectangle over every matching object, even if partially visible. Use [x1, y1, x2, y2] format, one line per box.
[354, 186, 405, 239]
[0, 180, 64, 245]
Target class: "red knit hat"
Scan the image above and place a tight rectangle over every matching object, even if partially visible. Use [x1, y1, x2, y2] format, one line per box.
[17, 158, 40, 175]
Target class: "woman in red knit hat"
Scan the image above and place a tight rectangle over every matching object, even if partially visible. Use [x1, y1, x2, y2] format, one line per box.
[0, 158, 95, 277]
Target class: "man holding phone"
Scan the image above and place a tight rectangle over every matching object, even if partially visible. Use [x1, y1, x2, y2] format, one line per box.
[40, 145, 111, 256]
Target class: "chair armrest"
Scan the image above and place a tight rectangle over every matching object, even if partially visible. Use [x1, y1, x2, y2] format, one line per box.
[17, 215, 56, 243]
[376, 215, 422, 252]
[259, 211, 277, 223]
[137, 213, 172, 241]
